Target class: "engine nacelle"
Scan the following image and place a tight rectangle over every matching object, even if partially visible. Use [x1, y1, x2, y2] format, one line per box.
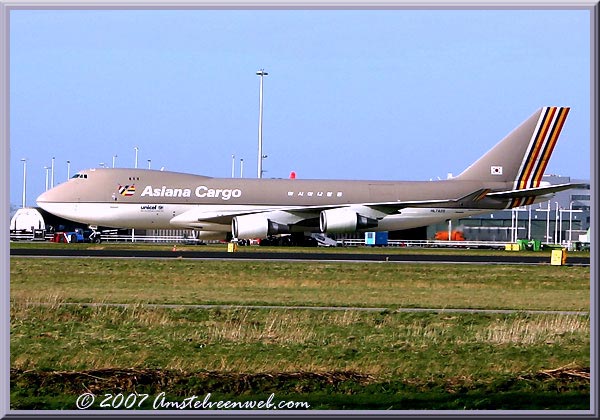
[319, 208, 378, 233]
[232, 213, 290, 239]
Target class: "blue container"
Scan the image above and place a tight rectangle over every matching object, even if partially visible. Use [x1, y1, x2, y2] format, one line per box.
[365, 231, 388, 246]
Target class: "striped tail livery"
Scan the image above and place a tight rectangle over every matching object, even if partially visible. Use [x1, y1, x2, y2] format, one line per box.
[455, 106, 581, 208]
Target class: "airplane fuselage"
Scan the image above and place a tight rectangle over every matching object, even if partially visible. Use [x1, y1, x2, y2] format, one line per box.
[36, 168, 536, 235]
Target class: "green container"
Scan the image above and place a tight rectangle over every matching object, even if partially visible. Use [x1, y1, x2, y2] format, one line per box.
[531, 240, 542, 251]
[516, 239, 529, 250]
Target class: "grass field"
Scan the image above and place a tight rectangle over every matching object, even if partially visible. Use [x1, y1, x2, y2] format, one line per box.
[9, 253, 591, 411]
[9, 240, 592, 257]
[10, 258, 589, 310]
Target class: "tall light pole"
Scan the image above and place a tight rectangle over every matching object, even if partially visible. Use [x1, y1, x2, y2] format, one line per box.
[66, 160, 71, 180]
[132, 145, 139, 244]
[240, 158, 244, 178]
[559, 207, 565, 244]
[546, 202, 550, 243]
[554, 201, 559, 244]
[527, 205, 532, 240]
[44, 166, 50, 191]
[51, 156, 55, 188]
[534, 203, 551, 243]
[113, 154, 117, 168]
[256, 69, 268, 178]
[20, 158, 27, 208]
[147, 159, 151, 169]
[231, 154, 235, 178]
[569, 201, 574, 242]
[512, 209, 518, 242]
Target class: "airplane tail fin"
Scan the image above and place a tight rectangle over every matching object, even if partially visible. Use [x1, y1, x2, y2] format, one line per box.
[454, 107, 570, 188]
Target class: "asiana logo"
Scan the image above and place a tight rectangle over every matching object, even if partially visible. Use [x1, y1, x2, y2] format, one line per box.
[118, 185, 136, 197]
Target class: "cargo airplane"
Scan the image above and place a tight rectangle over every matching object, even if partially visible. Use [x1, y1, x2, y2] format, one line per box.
[37, 107, 585, 241]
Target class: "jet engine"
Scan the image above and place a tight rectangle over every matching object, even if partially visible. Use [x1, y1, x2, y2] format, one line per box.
[232, 213, 290, 239]
[319, 208, 378, 233]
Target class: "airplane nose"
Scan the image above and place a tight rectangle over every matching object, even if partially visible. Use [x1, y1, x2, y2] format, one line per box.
[36, 190, 53, 214]
[36, 190, 49, 204]
[35, 185, 79, 221]
[36, 189, 57, 205]
[36, 187, 63, 211]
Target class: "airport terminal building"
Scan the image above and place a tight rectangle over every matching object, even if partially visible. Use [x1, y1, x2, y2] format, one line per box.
[424, 174, 591, 244]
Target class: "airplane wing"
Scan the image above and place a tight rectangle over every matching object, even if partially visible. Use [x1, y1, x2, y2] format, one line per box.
[361, 188, 492, 213]
[170, 188, 492, 229]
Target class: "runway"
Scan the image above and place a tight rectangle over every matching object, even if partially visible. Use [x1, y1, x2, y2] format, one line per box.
[10, 247, 591, 265]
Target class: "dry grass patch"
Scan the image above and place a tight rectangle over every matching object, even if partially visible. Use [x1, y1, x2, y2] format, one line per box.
[203, 309, 318, 345]
[479, 314, 590, 345]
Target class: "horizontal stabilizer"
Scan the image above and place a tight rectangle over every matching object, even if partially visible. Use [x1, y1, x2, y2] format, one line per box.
[487, 183, 587, 200]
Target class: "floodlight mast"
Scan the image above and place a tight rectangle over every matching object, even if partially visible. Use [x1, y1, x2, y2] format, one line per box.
[44, 166, 50, 191]
[256, 69, 268, 178]
[20, 158, 27, 208]
[51, 157, 55, 188]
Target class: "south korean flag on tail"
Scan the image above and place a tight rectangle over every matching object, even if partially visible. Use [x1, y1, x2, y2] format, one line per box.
[490, 166, 503, 175]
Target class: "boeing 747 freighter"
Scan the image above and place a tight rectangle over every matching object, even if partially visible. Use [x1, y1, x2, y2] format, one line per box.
[37, 107, 584, 241]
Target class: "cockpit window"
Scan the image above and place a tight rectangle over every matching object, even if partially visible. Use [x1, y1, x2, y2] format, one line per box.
[71, 173, 88, 179]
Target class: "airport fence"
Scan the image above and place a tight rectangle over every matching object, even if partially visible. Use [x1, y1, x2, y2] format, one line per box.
[337, 238, 510, 249]
[10, 231, 509, 249]
[9, 232, 213, 244]
[11, 231, 586, 251]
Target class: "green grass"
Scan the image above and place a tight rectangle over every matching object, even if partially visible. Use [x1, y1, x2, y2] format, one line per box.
[10, 258, 589, 311]
[11, 303, 589, 375]
[9, 240, 592, 258]
[10, 304, 590, 410]
[9, 256, 591, 410]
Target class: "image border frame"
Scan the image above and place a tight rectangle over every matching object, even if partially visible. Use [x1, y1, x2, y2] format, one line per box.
[0, 0, 597, 418]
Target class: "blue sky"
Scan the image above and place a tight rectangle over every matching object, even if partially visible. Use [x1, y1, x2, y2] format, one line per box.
[9, 8, 591, 207]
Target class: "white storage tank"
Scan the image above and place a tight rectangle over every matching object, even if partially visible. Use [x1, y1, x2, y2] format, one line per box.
[10, 208, 46, 232]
